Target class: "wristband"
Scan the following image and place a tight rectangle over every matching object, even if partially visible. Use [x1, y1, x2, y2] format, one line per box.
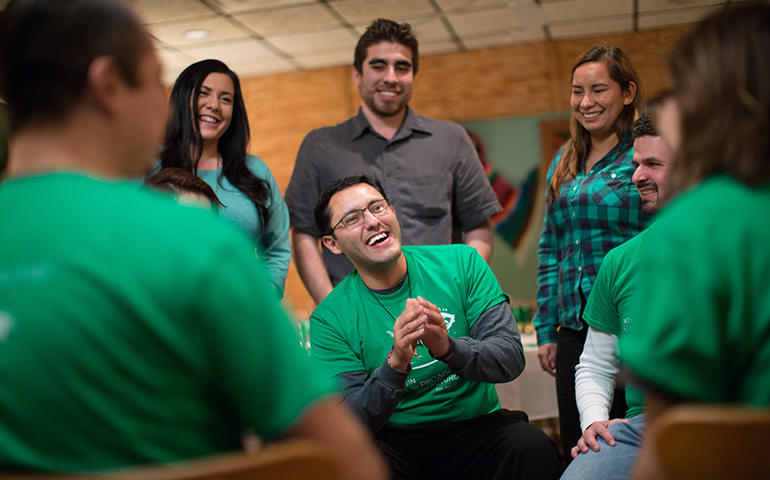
[429, 338, 455, 362]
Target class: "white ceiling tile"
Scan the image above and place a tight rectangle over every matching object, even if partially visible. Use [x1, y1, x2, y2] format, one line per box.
[461, 28, 546, 49]
[549, 17, 633, 40]
[156, 48, 196, 71]
[51, 0, 742, 78]
[148, 16, 249, 46]
[214, 0, 311, 14]
[434, 0, 508, 13]
[542, 0, 632, 23]
[265, 28, 358, 55]
[508, 1, 547, 28]
[295, 50, 357, 69]
[348, 16, 450, 45]
[638, 5, 721, 29]
[351, 24, 368, 37]
[419, 41, 460, 56]
[135, 0, 218, 24]
[161, 50, 296, 84]
[409, 17, 454, 43]
[234, 4, 341, 35]
[179, 39, 278, 65]
[638, 0, 738, 13]
[163, 68, 187, 86]
[328, 0, 435, 24]
[229, 57, 298, 79]
[446, 6, 523, 37]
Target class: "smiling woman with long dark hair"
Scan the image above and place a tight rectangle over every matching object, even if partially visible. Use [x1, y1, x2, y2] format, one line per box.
[160, 59, 290, 294]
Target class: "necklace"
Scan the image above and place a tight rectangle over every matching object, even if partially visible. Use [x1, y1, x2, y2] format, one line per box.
[368, 268, 423, 357]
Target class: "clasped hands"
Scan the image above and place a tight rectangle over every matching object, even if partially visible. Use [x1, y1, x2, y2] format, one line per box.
[388, 296, 451, 372]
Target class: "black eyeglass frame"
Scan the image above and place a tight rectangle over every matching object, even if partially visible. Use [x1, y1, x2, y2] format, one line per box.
[331, 199, 391, 232]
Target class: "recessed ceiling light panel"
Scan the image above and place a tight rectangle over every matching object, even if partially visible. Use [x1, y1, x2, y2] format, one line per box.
[183, 29, 210, 41]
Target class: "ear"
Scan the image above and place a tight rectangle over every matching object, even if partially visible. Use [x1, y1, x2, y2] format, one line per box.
[352, 68, 361, 88]
[87, 56, 124, 116]
[623, 81, 638, 106]
[322, 235, 343, 255]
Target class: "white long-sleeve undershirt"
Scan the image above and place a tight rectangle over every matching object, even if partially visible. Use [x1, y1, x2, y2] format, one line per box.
[575, 326, 620, 432]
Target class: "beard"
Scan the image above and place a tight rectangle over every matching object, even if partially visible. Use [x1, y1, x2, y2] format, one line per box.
[360, 86, 412, 118]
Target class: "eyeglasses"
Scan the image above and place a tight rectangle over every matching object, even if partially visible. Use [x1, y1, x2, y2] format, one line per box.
[332, 199, 391, 231]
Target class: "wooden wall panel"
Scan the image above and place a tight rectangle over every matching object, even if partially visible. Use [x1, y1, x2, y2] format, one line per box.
[235, 25, 692, 316]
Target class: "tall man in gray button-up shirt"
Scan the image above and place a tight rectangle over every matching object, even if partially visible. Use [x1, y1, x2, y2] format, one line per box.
[285, 19, 502, 303]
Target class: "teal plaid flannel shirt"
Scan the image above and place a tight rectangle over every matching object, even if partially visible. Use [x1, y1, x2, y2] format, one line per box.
[535, 133, 651, 346]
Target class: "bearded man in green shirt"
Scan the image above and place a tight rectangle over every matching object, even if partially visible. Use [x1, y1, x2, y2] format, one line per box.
[560, 111, 674, 480]
[310, 174, 561, 480]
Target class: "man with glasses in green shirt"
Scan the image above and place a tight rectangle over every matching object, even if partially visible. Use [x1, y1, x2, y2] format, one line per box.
[310, 174, 561, 480]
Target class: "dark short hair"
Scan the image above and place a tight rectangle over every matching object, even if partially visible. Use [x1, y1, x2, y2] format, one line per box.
[633, 113, 657, 139]
[144, 167, 224, 208]
[353, 19, 419, 75]
[0, 0, 151, 133]
[314, 174, 389, 237]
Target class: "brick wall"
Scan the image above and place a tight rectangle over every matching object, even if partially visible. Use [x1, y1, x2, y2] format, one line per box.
[238, 25, 691, 316]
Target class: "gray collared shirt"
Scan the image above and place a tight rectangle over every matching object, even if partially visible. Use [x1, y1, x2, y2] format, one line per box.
[285, 107, 502, 285]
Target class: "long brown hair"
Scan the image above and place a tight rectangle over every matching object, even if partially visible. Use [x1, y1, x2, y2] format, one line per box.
[547, 45, 643, 204]
[667, 2, 770, 195]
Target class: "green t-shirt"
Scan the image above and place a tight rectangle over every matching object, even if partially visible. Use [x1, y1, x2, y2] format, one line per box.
[0, 173, 336, 472]
[310, 244, 509, 426]
[583, 226, 661, 418]
[620, 175, 770, 406]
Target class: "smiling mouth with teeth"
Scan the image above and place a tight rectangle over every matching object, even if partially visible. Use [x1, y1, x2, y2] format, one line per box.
[367, 233, 389, 246]
[582, 112, 602, 119]
[200, 115, 219, 124]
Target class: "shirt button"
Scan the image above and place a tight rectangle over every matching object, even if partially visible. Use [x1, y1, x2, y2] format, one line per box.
[575, 240, 580, 245]
[572, 213, 576, 217]
[573, 186, 577, 191]
[578, 266, 582, 271]
[611, 173, 617, 179]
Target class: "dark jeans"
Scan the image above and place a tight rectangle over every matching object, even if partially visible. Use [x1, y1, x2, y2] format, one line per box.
[375, 409, 562, 480]
[556, 323, 628, 464]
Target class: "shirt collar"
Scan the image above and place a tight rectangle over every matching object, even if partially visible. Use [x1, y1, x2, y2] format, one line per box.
[588, 129, 634, 172]
[349, 106, 432, 142]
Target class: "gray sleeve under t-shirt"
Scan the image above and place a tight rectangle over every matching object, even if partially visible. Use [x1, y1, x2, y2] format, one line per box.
[338, 301, 524, 432]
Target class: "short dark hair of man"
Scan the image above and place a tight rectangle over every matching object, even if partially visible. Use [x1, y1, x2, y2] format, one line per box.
[314, 174, 389, 237]
[144, 167, 224, 208]
[353, 18, 419, 76]
[632, 113, 657, 140]
[0, 0, 151, 134]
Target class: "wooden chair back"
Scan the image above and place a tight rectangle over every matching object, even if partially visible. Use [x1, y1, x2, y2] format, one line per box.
[3, 440, 342, 480]
[650, 404, 770, 480]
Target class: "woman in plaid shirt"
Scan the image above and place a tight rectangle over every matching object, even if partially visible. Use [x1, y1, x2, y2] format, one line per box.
[534, 45, 651, 461]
